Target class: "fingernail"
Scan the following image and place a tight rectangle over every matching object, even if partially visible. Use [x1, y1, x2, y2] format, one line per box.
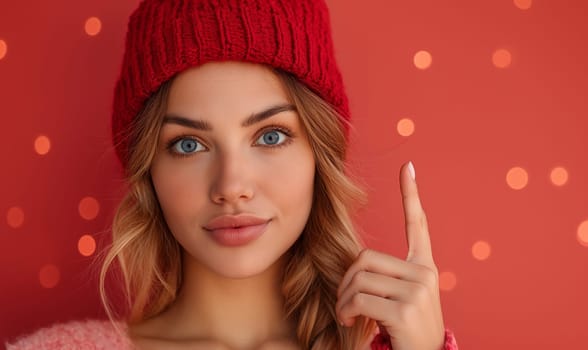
[408, 161, 416, 181]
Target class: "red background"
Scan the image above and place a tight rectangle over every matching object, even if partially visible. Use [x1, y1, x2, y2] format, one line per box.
[1, 0, 587, 348]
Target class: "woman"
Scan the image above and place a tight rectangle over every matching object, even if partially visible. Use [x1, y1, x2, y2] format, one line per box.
[6, 0, 458, 349]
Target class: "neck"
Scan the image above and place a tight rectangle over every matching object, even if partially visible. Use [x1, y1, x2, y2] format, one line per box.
[160, 250, 296, 349]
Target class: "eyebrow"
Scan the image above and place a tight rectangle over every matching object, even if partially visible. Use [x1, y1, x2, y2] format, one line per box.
[162, 103, 297, 130]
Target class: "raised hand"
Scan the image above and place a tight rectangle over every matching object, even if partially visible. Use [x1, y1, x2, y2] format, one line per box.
[336, 161, 446, 350]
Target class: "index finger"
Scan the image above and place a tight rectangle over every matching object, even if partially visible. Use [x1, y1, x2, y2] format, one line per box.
[400, 161, 435, 267]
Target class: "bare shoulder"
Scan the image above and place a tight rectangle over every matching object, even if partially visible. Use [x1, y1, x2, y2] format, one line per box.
[5, 319, 132, 350]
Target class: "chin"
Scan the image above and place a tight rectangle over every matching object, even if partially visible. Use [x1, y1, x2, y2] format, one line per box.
[200, 250, 285, 280]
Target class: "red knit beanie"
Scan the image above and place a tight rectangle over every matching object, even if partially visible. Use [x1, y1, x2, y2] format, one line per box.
[111, 0, 350, 169]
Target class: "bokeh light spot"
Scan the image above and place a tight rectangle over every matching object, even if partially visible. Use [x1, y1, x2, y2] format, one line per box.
[413, 50, 432, 70]
[397, 118, 415, 137]
[578, 220, 588, 247]
[85, 17, 102, 36]
[514, 0, 532, 10]
[550, 166, 568, 186]
[0, 39, 7, 60]
[7, 206, 25, 228]
[34, 135, 51, 155]
[439, 271, 457, 291]
[506, 166, 528, 190]
[78, 234, 96, 257]
[39, 264, 60, 289]
[472, 240, 492, 261]
[78, 196, 100, 220]
[492, 49, 512, 68]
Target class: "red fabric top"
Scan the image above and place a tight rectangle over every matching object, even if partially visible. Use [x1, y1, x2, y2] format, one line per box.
[371, 328, 458, 350]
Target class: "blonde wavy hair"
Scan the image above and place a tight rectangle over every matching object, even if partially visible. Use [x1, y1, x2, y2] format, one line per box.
[98, 66, 376, 349]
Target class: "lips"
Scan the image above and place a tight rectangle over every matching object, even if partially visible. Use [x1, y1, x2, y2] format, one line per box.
[203, 214, 270, 247]
[204, 214, 269, 230]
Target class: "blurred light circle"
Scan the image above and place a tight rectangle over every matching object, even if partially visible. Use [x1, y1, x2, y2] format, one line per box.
[514, 0, 533, 10]
[34, 135, 51, 155]
[506, 167, 528, 190]
[78, 234, 96, 257]
[85, 17, 102, 36]
[439, 271, 457, 291]
[397, 118, 415, 137]
[39, 264, 60, 289]
[493, 49, 512, 68]
[472, 240, 492, 260]
[0, 39, 7, 60]
[413, 50, 433, 70]
[550, 166, 568, 186]
[7, 206, 25, 228]
[578, 220, 588, 247]
[79, 196, 100, 220]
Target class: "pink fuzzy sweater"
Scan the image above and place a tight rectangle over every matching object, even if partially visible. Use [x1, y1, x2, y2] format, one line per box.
[5, 319, 458, 349]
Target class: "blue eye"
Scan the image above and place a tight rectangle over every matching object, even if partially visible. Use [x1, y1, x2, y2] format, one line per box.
[256, 130, 287, 146]
[171, 138, 205, 155]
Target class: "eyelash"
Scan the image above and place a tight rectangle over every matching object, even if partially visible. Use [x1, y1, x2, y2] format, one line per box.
[165, 125, 295, 159]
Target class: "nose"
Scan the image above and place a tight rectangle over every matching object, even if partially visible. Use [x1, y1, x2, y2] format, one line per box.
[209, 152, 254, 205]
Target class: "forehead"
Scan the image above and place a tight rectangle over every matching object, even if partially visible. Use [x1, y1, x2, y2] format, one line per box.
[167, 61, 290, 117]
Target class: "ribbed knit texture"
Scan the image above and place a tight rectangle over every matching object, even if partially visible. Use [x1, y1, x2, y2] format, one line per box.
[5, 319, 459, 349]
[111, 0, 350, 169]
[5, 319, 132, 350]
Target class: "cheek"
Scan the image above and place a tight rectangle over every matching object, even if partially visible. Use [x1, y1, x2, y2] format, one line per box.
[259, 148, 315, 217]
[150, 161, 208, 225]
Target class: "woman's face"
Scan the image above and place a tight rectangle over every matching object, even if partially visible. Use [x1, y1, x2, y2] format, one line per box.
[150, 61, 315, 278]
